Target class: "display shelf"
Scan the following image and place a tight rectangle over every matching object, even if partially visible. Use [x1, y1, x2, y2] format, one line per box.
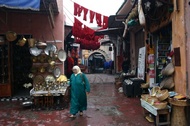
[32, 62, 63, 65]
[141, 99, 171, 126]
[155, 38, 171, 83]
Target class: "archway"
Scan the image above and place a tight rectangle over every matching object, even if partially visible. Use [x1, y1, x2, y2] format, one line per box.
[88, 52, 106, 73]
[88, 49, 110, 62]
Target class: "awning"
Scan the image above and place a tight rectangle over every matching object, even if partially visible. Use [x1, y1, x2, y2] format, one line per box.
[0, 0, 40, 11]
[116, 0, 137, 16]
[95, 28, 124, 36]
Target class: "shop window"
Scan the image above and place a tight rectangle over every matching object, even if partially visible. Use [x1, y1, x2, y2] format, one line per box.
[152, 24, 172, 83]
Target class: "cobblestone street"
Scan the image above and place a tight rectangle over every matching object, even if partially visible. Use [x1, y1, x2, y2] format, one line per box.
[0, 74, 153, 126]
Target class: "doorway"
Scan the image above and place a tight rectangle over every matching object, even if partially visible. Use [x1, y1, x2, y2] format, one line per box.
[88, 52, 106, 73]
[11, 35, 33, 97]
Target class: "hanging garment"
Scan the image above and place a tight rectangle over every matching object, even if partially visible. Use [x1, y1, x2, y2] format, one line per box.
[83, 25, 95, 40]
[74, 2, 82, 17]
[78, 5, 83, 17]
[74, 2, 80, 16]
[82, 7, 88, 21]
[103, 16, 108, 29]
[66, 57, 74, 78]
[96, 13, 102, 27]
[72, 18, 83, 38]
[90, 10, 95, 23]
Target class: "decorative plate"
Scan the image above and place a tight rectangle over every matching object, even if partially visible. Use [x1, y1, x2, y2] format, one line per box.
[58, 49, 67, 62]
[44, 43, 57, 55]
[53, 67, 61, 78]
[45, 75, 55, 83]
[6, 31, 17, 42]
[33, 75, 44, 86]
[30, 47, 43, 56]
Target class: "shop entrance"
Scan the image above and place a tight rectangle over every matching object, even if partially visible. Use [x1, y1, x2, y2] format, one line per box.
[12, 35, 33, 97]
[152, 24, 172, 83]
[88, 52, 105, 73]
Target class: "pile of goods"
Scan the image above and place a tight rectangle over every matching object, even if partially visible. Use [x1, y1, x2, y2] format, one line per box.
[141, 83, 149, 89]
[158, 62, 189, 106]
[141, 87, 169, 109]
[31, 74, 68, 95]
[168, 92, 189, 106]
[28, 38, 67, 93]
[160, 63, 175, 90]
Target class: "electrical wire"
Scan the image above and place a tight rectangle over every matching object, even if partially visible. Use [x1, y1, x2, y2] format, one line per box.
[64, 13, 74, 24]
[64, 0, 108, 24]
[63, 5, 75, 17]
[63, 7, 74, 24]
[63, 5, 95, 27]
[69, 0, 105, 16]
[42, 0, 57, 46]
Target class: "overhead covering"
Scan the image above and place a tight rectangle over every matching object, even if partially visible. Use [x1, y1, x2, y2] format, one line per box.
[95, 28, 124, 36]
[0, 0, 40, 11]
[116, 0, 137, 16]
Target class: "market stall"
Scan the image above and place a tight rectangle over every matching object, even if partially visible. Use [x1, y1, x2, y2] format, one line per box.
[30, 74, 68, 110]
[27, 38, 68, 109]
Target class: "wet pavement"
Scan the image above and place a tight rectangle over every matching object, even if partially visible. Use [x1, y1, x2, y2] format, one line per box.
[86, 74, 116, 84]
[0, 74, 154, 126]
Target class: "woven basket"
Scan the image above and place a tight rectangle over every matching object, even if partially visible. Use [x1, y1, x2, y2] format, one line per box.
[147, 97, 159, 104]
[168, 98, 190, 107]
[150, 86, 161, 96]
[161, 63, 175, 76]
[160, 76, 174, 89]
[153, 101, 167, 109]
[141, 83, 149, 88]
[141, 94, 151, 101]
[156, 89, 169, 101]
[141, 94, 158, 104]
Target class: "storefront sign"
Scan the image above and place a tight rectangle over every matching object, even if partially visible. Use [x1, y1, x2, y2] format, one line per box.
[137, 47, 146, 80]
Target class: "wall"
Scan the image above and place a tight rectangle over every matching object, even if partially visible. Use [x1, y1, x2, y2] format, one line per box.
[99, 46, 113, 61]
[172, 0, 187, 95]
[130, 29, 145, 71]
[0, 0, 65, 72]
[0, 0, 64, 44]
[185, 0, 190, 98]
[130, 32, 136, 70]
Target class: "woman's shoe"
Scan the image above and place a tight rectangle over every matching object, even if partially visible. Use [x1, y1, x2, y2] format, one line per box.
[69, 115, 76, 118]
[79, 112, 83, 116]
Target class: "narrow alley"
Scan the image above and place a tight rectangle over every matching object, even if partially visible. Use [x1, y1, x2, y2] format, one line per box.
[0, 0, 190, 125]
[0, 74, 153, 126]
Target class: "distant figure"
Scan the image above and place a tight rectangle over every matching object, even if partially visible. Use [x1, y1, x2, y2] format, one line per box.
[69, 66, 90, 118]
[122, 57, 130, 73]
[104, 61, 109, 69]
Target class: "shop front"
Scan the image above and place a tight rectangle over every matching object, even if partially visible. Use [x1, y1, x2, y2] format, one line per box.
[141, 0, 189, 125]
[116, 0, 190, 125]
[0, 0, 66, 98]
